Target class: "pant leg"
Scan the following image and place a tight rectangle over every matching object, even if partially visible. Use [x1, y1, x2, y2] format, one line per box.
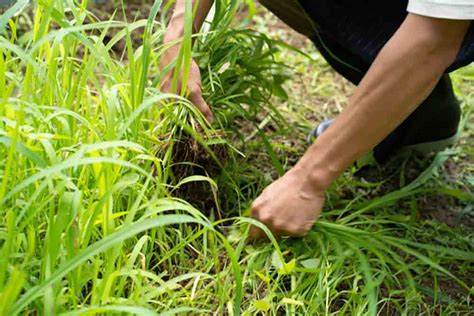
[258, 0, 316, 38]
[311, 33, 367, 84]
[373, 75, 460, 162]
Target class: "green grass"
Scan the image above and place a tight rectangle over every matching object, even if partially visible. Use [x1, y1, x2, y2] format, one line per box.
[0, 1, 473, 314]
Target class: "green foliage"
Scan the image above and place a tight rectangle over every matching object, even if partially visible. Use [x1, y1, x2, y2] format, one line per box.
[0, 0, 472, 315]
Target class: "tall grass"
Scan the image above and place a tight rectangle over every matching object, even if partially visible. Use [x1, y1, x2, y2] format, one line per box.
[0, 0, 473, 314]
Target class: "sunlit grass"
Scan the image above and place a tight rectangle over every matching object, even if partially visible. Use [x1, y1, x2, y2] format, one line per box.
[0, 0, 472, 314]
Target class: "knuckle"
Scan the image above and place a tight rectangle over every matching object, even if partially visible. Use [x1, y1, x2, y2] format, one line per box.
[250, 202, 260, 217]
[187, 91, 197, 100]
[188, 90, 197, 98]
[272, 220, 287, 231]
[304, 223, 315, 232]
[201, 106, 211, 115]
[251, 199, 261, 210]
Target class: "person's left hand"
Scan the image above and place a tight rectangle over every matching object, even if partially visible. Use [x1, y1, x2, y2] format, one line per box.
[250, 166, 326, 239]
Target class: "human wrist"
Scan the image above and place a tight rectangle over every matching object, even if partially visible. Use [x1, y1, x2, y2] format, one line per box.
[295, 146, 342, 192]
[162, 18, 184, 69]
[289, 163, 331, 194]
[164, 15, 185, 44]
[300, 165, 335, 193]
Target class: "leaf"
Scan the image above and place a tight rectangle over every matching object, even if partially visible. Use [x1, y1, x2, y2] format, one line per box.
[254, 270, 270, 283]
[0, 136, 48, 168]
[0, 0, 29, 33]
[272, 83, 289, 101]
[175, 175, 217, 190]
[281, 298, 304, 306]
[271, 250, 283, 270]
[300, 258, 320, 269]
[0, 268, 25, 315]
[278, 259, 296, 275]
[254, 299, 271, 312]
[271, 251, 296, 275]
[0, 156, 148, 206]
[59, 305, 158, 316]
[256, 129, 285, 176]
[10, 215, 211, 314]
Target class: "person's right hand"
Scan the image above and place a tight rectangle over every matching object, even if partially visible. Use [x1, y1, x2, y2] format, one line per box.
[249, 165, 326, 239]
[159, 48, 214, 123]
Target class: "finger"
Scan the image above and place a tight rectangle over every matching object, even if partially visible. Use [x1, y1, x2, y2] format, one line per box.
[249, 225, 267, 241]
[159, 74, 179, 94]
[274, 220, 310, 238]
[189, 88, 214, 123]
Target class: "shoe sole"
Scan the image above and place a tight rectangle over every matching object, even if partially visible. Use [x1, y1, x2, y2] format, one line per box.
[399, 132, 459, 155]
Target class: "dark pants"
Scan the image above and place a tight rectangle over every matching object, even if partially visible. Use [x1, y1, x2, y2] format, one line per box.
[259, 0, 461, 162]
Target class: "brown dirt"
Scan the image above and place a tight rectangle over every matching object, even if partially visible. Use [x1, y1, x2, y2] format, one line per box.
[418, 194, 474, 228]
[420, 267, 473, 312]
[159, 132, 230, 219]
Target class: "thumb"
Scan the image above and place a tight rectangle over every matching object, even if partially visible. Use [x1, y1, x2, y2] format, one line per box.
[249, 225, 272, 242]
[189, 88, 214, 123]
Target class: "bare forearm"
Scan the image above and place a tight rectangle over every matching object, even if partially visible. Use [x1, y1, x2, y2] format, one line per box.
[300, 14, 470, 188]
[164, 0, 214, 43]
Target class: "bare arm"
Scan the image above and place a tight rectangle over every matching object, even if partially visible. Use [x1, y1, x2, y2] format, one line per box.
[251, 14, 470, 238]
[160, 0, 215, 122]
[164, 0, 214, 44]
[303, 14, 470, 188]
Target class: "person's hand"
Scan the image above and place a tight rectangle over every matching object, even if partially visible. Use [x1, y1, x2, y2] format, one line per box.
[160, 48, 214, 123]
[250, 166, 326, 239]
